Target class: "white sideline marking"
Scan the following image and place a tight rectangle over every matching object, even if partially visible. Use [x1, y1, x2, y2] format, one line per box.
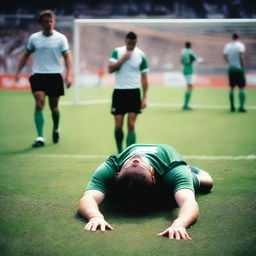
[60, 100, 256, 110]
[25, 154, 256, 160]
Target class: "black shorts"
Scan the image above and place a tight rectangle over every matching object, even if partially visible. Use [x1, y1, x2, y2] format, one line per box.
[228, 70, 246, 88]
[29, 73, 64, 96]
[111, 88, 141, 115]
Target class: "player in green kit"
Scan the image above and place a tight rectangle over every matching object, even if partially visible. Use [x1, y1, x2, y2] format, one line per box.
[78, 144, 213, 240]
[108, 32, 149, 153]
[180, 42, 200, 110]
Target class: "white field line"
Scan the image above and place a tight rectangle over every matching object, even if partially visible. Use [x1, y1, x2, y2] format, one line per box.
[24, 154, 256, 160]
[60, 100, 256, 110]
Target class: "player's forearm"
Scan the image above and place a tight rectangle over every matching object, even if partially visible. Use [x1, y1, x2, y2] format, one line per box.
[108, 55, 129, 73]
[141, 73, 149, 99]
[223, 54, 229, 64]
[15, 52, 30, 75]
[78, 193, 104, 220]
[63, 51, 72, 76]
[173, 200, 199, 228]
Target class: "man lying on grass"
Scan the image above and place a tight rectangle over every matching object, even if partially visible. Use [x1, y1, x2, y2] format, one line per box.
[78, 144, 213, 240]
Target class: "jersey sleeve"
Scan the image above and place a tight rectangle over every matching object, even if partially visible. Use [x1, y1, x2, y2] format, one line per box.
[223, 44, 229, 54]
[109, 49, 118, 63]
[60, 35, 70, 53]
[26, 36, 35, 53]
[239, 43, 245, 53]
[162, 165, 197, 194]
[85, 161, 116, 194]
[140, 55, 149, 73]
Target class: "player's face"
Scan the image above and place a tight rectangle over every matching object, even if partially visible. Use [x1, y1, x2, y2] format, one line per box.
[120, 154, 155, 185]
[41, 16, 55, 34]
[125, 38, 137, 51]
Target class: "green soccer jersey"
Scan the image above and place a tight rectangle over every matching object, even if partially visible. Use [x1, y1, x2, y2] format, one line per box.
[86, 144, 199, 194]
[180, 48, 197, 75]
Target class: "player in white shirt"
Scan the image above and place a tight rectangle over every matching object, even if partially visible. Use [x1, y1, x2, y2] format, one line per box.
[15, 10, 72, 147]
[108, 32, 149, 153]
[223, 33, 246, 112]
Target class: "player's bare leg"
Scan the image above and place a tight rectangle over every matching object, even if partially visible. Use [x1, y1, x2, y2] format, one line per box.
[114, 115, 124, 153]
[126, 112, 138, 147]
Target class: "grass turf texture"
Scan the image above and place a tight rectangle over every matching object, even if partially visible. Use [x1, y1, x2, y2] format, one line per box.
[0, 87, 256, 256]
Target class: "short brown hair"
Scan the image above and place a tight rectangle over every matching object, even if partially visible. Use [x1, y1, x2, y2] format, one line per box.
[38, 9, 56, 23]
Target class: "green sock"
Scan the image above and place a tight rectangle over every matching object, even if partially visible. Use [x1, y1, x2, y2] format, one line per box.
[229, 91, 235, 109]
[34, 110, 44, 138]
[115, 128, 124, 153]
[184, 91, 191, 107]
[126, 132, 136, 147]
[239, 90, 246, 109]
[52, 111, 60, 131]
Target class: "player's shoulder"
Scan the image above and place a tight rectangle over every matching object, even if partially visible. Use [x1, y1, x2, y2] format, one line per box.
[52, 30, 67, 39]
[135, 47, 146, 56]
[115, 45, 126, 51]
[236, 41, 245, 49]
[29, 31, 42, 39]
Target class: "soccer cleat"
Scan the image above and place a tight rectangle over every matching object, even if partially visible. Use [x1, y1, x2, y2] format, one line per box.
[52, 130, 59, 143]
[32, 139, 45, 148]
[230, 106, 235, 112]
[183, 106, 193, 110]
[238, 108, 247, 113]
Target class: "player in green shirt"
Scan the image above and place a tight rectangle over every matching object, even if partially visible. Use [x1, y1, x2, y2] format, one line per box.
[78, 144, 213, 240]
[180, 42, 199, 110]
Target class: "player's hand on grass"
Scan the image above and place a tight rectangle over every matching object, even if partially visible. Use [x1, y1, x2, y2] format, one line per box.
[85, 216, 114, 232]
[157, 224, 192, 240]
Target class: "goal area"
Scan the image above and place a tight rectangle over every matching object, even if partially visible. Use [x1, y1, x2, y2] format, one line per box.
[73, 19, 256, 103]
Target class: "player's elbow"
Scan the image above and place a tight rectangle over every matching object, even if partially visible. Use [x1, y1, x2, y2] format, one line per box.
[77, 195, 87, 215]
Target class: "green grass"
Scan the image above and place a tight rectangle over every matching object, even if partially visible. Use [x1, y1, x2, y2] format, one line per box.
[0, 87, 256, 256]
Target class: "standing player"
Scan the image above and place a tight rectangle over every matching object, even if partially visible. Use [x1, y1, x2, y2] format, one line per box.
[223, 33, 246, 112]
[15, 10, 72, 147]
[180, 42, 199, 110]
[108, 32, 149, 153]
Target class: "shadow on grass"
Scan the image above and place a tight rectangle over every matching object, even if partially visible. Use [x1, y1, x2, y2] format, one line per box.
[0, 146, 35, 156]
[75, 195, 179, 226]
[75, 190, 213, 226]
[0, 142, 60, 156]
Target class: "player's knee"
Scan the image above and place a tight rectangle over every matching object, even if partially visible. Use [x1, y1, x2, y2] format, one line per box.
[36, 102, 44, 110]
[200, 177, 214, 193]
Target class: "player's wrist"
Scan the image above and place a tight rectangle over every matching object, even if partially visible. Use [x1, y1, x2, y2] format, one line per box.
[89, 215, 104, 220]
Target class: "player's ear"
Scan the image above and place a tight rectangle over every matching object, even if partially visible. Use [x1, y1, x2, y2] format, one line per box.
[150, 167, 156, 185]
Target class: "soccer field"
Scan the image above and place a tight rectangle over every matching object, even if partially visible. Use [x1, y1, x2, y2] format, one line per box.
[1, 86, 256, 256]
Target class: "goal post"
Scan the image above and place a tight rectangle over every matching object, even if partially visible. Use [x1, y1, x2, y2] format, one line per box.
[73, 18, 256, 104]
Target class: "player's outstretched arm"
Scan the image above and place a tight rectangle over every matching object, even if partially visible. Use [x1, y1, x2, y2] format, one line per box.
[157, 189, 199, 240]
[78, 190, 114, 232]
